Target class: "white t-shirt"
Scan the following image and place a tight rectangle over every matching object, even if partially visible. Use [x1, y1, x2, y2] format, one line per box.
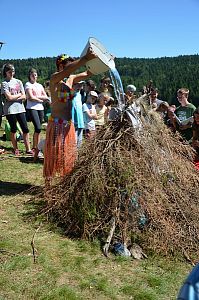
[1, 78, 26, 115]
[25, 82, 45, 110]
[82, 103, 96, 131]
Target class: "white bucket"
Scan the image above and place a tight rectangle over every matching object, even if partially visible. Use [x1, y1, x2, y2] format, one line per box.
[80, 37, 115, 75]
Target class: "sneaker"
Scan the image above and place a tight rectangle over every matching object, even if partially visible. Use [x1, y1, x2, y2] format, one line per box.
[0, 148, 5, 154]
[38, 151, 44, 159]
[26, 150, 34, 155]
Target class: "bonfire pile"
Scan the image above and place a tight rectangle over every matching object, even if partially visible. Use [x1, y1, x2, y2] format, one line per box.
[45, 107, 199, 261]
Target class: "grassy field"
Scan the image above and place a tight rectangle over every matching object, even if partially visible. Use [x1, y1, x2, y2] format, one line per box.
[0, 124, 192, 300]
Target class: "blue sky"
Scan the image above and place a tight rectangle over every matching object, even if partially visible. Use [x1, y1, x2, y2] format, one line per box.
[1, 0, 199, 60]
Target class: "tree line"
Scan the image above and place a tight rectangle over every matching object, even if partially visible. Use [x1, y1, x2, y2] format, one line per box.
[1, 54, 199, 107]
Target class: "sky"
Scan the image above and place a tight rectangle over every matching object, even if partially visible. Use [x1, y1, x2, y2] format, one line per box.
[1, 0, 199, 60]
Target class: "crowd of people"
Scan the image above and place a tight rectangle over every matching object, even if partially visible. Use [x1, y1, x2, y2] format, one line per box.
[0, 49, 199, 182]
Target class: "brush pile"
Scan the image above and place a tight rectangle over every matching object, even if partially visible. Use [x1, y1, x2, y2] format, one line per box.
[45, 108, 199, 261]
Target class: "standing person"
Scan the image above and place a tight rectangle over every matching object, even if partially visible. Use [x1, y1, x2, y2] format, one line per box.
[174, 88, 196, 142]
[72, 81, 85, 148]
[1, 63, 32, 155]
[95, 93, 108, 129]
[43, 49, 97, 180]
[125, 84, 137, 105]
[25, 68, 49, 150]
[82, 91, 98, 139]
[192, 107, 199, 151]
[81, 79, 96, 104]
[0, 85, 5, 154]
[99, 76, 114, 97]
[149, 88, 163, 108]
[192, 107, 199, 170]
[0, 84, 3, 128]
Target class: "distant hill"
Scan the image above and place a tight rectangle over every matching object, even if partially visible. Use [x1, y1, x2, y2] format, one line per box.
[1, 55, 199, 107]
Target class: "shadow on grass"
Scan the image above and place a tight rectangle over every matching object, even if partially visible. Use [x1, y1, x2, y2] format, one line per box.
[0, 181, 42, 196]
[19, 156, 44, 164]
[19, 156, 34, 164]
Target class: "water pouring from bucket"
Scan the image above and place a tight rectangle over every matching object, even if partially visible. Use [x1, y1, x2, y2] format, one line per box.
[81, 37, 140, 126]
[81, 37, 124, 110]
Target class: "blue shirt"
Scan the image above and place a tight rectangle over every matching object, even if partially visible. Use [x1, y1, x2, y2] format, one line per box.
[72, 91, 85, 129]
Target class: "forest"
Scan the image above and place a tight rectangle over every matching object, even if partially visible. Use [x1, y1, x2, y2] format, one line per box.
[1, 54, 199, 107]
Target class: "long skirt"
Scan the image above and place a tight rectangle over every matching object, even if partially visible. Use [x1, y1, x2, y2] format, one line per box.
[43, 119, 77, 179]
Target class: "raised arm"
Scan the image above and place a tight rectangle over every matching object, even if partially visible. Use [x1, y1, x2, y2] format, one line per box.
[66, 71, 93, 89]
[50, 47, 97, 85]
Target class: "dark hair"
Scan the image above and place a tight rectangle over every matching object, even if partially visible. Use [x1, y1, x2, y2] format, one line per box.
[85, 79, 96, 89]
[28, 68, 37, 81]
[56, 54, 75, 69]
[100, 76, 111, 84]
[2, 63, 15, 78]
[194, 107, 199, 116]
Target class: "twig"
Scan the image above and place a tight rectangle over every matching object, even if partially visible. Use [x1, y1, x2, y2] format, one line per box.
[31, 223, 42, 263]
[102, 216, 116, 257]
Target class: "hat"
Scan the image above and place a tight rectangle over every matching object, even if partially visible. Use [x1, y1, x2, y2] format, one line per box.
[127, 85, 136, 92]
[89, 91, 98, 98]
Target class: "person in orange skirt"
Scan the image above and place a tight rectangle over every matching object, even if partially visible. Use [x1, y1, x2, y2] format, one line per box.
[43, 48, 97, 181]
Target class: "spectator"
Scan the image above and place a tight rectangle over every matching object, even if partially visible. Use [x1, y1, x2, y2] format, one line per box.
[174, 88, 196, 142]
[99, 76, 114, 97]
[82, 91, 98, 139]
[149, 88, 164, 108]
[1, 63, 31, 155]
[72, 81, 85, 148]
[95, 93, 108, 129]
[125, 84, 137, 105]
[82, 79, 97, 104]
[192, 107, 199, 152]
[25, 68, 49, 150]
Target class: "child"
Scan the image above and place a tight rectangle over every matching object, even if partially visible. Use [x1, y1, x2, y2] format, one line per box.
[95, 93, 108, 129]
[99, 76, 114, 97]
[82, 91, 98, 139]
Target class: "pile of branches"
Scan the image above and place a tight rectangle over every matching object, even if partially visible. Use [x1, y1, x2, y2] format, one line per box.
[45, 109, 199, 261]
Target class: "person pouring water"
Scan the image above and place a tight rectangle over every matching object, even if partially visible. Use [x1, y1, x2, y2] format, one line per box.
[43, 47, 98, 180]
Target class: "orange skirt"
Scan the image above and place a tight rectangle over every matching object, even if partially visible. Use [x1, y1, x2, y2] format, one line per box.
[43, 119, 77, 178]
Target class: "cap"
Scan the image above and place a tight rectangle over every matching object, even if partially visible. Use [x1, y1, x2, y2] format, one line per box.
[127, 84, 136, 92]
[89, 91, 98, 98]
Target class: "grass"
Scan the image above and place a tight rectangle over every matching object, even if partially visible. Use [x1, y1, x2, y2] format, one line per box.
[0, 122, 193, 300]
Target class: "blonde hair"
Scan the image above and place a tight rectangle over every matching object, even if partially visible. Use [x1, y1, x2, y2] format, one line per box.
[177, 88, 189, 95]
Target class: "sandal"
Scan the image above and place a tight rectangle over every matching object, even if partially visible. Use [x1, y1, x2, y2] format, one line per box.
[14, 149, 20, 156]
